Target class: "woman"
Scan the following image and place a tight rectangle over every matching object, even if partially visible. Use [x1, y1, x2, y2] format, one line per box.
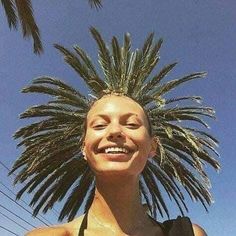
[26, 95, 207, 235]
[11, 28, 218, 236]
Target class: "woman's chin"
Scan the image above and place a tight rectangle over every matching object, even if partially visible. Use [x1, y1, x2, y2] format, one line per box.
[98, 152, 132, 162]
[92, 162, 136, 177]
[88, 152, 145, 176]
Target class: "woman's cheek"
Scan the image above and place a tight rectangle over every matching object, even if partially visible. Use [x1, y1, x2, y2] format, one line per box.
[86, 129, 102, 140]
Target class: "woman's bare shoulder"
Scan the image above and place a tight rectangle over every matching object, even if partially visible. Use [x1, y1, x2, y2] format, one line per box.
[25, 215, 85, 236]
[25, 226, 69, 236]
[192, 223, 207, 236]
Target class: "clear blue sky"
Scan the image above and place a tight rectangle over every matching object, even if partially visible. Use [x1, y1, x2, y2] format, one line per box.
[0, 1, 235, 235]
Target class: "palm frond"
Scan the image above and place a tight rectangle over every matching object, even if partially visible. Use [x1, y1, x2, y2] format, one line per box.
[147, 161, 188, 217]
[150, 72, 206, 98]
[54, 44, 106, 95]
[90, 27, 117, 90]
[142, 166, 169, 218]
[15, 0, 42, 54]
[11, 28, 220, 221]
[111, 36, 122, 81]
[120, 33, 132, 88]
[58, 167, 94, 221]
[132, 38, 163, 98]
[1, 0, 17, 28]
[140, 62, 177, 97]
[88, 0, 103, 9]
[84, 185, 96, 213]
[1, 0, 42, 53]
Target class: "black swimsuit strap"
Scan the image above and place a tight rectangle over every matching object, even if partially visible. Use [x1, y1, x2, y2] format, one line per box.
[147, 214, 166, 231]
[78, 212, 88, 236]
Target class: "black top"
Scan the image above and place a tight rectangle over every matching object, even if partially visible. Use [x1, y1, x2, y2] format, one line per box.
[78, 212, 194, 236]
[161, 216, 194, 236]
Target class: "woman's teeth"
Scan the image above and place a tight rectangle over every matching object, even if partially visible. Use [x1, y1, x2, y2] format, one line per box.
[104, 147, 129, 154]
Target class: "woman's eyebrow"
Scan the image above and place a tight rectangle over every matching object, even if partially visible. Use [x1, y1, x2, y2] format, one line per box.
[88, 113, 141, 124]
[91, 113, 139, 119]
[88, 114, 108, 126]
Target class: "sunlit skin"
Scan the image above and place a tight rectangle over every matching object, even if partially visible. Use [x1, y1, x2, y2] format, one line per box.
[26, 95, 207, 236]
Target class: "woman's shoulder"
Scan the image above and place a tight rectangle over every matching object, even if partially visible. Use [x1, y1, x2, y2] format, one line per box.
[192, 223, 207, 236]
[25, 215, 85, 236]
[25, 226, 69, 236]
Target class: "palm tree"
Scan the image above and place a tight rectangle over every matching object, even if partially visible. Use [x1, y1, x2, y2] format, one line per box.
[1, 0, 103, 54]
[10, 27, 220, 221]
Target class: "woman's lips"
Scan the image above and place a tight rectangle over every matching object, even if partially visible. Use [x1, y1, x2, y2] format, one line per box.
[96, 145, 133, 154]
[94, 145, 135, 161]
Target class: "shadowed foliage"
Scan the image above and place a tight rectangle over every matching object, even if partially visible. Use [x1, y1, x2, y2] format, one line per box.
[11, 27, 220, 221]
[1, 0, 42, 54]
[1, 0, 103, 54]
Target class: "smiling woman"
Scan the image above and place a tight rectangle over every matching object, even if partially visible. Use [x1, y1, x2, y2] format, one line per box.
[26, 95, 207, 236]
[83, 95, 156, 177]
[11, 28, 218, 236]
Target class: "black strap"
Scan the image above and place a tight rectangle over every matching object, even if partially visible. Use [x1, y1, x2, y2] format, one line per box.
[78, 212, 88, 236]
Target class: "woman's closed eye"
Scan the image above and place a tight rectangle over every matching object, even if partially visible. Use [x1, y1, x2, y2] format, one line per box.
[126, 123, 140, 129]
[92, 123, 107, 130]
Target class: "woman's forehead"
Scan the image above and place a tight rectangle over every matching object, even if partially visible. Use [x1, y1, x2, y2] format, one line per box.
[87, 95, 146, 119]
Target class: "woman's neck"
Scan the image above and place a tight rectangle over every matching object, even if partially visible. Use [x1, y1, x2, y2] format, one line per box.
[88, 175, 151, 234]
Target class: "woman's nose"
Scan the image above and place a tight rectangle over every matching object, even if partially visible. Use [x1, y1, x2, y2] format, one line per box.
[106, 124, 124, 140]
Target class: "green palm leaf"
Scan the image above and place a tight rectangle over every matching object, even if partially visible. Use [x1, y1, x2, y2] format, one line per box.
[1, 0, 42, 54]
[15, 0, 42, 54]
[11, 28, 220, 221]
[1, 1, 105, 54]
[1, 0, 17, 28]
[90, 27, 117, 90]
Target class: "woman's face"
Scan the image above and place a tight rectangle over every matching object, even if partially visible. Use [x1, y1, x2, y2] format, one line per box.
[83, 95, 156, 177]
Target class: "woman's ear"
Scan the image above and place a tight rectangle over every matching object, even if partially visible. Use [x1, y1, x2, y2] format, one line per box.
[82, 142, 87, 160]
[148, 136, 159, 159]
[83, 150, 87, 160]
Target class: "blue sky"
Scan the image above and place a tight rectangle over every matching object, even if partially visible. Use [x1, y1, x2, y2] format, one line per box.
[0, 1, 236, 235]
